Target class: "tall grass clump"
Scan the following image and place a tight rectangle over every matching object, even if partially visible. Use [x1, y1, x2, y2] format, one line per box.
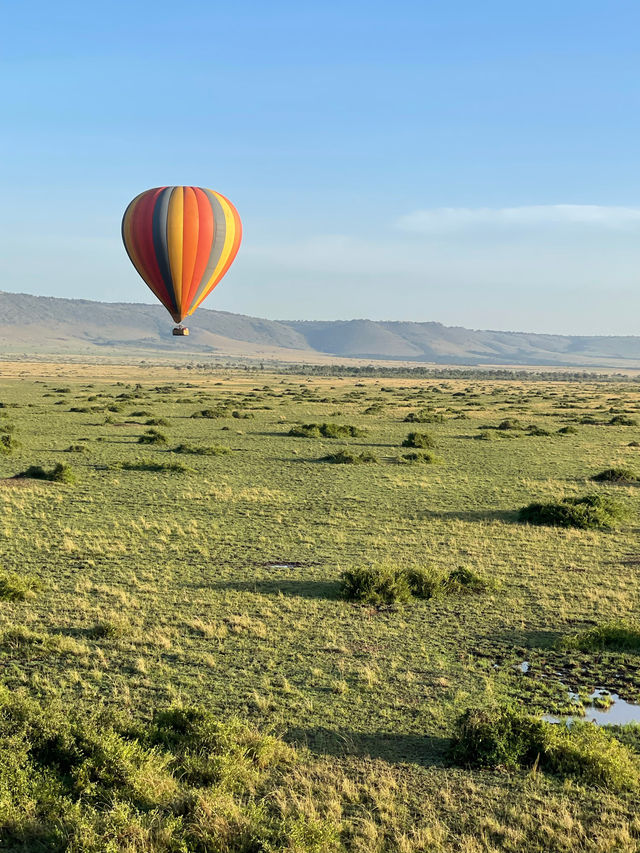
[0, 691, 339, 852]
[398, 451, 437, 464]
[0, 434, 19, 455]
[519, 494, 624, 530]
[15, 463, 75, 483]
[450, 706, 639, 791]
[340, 565, 411, 605]
[591, 468, 638, 483]
[558, 621, 640, 652]
[0, 571, 40, 602]
[404, 409, 444, 423]
[172, 443, 230, 456]
[401, 431, 436, 449]
[138, 429, 168, 446]
[289, 423, 366, 439]
[321, 449, 377, 464]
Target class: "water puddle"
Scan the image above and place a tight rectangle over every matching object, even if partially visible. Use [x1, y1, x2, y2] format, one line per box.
[544, 689, 640, 727]
[516, 661, 640, 726]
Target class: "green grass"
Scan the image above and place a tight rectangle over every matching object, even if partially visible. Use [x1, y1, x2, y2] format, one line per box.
[0, 368, 639, 851]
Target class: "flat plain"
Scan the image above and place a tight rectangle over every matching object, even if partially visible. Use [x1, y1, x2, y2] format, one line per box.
[0, 361, 639, 852]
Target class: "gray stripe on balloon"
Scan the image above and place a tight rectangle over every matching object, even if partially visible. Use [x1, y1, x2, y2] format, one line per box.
[152, 187, 178, 315]
[189, 188, 227, 309]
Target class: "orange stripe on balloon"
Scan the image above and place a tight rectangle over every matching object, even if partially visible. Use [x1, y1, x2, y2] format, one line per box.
[183, 187, 214, 313]
[188, 192, 241, 313]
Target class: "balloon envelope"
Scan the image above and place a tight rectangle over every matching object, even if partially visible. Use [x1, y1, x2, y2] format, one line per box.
[122, 186, 242, 322]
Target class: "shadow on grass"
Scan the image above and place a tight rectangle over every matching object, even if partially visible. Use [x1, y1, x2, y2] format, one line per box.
[208, 579, 340, 600]
[421, 508, 518, 523]
[495, 627, 566, 650]
[286, 726, 449, 766]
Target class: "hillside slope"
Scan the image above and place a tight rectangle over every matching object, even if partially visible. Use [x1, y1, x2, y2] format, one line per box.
[1, 290, 640, 367]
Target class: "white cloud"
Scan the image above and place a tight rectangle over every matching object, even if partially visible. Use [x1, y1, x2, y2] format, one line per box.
[397, 204, 640, 233]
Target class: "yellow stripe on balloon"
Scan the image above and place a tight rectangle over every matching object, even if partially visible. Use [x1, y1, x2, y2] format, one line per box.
[188, 191, 236, 314]
[167, 187, 184, 312]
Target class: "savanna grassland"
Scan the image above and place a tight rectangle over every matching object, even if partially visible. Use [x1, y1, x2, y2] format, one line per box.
[0, 362, 639, 852]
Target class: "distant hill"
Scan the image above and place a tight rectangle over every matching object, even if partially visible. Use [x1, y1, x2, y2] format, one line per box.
[1, 290, 640, 368]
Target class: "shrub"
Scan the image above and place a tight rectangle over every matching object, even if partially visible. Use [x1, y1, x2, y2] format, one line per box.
[138, 429, 167, 445]
[404, 409, 444, 423]
[290, 422, 366, 439]
[172, 443, 230, 456]
[0, 571, 40, 602]
[232, 410, 254, 419]
[321, 450, 377, 464]
[145, 417, 169, 426]
[610, 415, 638, 426]
[110, 460, 190, 473]
[0, 434, 19, 455]
[15, 463, 75, 483]
[402, 431, 436, 449]
[190, 408, 229, 419]
[340, 565, 411, 605]
[450, 706, 639, 791]
[519, 494, 625, 530]
[591, 467, 637, 483]
[444, 566, 493, 594]
[558, 621, 640, 652]
[526, 425, 551, 436]
[399, 452, 437, 464]
[558, 425, 578, 435]
[497, 419, 523, 431]
[629, 441, 640, 448]
[404, 566, 447, 599]
[64, 444, 86, 453]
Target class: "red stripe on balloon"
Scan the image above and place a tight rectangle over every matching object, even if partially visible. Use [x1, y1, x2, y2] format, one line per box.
[130, 188, 174, 312]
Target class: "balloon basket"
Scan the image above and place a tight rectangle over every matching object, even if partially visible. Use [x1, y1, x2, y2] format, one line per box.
[172, 326, 189, 336]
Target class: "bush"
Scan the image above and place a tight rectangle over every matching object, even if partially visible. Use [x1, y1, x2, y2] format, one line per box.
[289, 423, 366, 439]
[591, 467, 637, 483]
[444, 566, 493, 594]
[138, 429, 167, 446]
[0, 434, 19, 455]
[321, 450, 377, 464]
[404, 566, 447, 599]
[172, 443, 230, 456]
[558, 425, 578, 435]
[0, 571, 40, 602]
[399, 452, 437, 464]
[526, 425, 551, 437]
[15, 463, 75, 483]
[190, 408, 229, 419]
[519, 494, 625, 530]
[340, 565, 411, 605]
[610, 415, 638, 426]
[558, 621, 640, 652]
[402, 431, 436, 449]
[497, 419, 523, 431]
[145, 417, 169, 426]
[404, 409, 444, 423]
[110, 460, 190, 473]
[450, 706, 639, 791]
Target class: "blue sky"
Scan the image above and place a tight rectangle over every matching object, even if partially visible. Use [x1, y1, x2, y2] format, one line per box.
[2, 0, 640, 334]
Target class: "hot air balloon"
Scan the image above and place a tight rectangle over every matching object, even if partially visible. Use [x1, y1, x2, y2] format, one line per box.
[122, 186, 242, 335]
